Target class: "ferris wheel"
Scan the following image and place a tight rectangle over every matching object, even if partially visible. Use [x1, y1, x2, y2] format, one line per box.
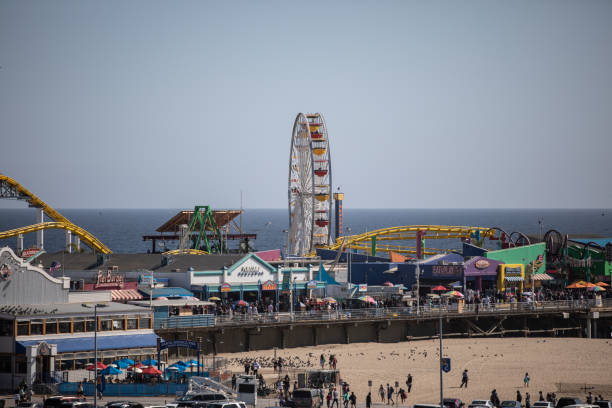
[287, 113, 332, 256]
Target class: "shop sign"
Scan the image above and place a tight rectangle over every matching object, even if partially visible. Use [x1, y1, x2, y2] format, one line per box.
[358, 284, 368, 292]
[95, 269, 125, 288]
[21, 248, 40, 259]
[306, 280, 317, 289]
[220, 283, 232, 292]
[432, 265, 463, 277]
[0, 264, 12, 281]
[262, 280, 277, 291]
[159, 339, 198, 351]
[475, 259, 490, 270]
[505, 266, 522, 277]
[38, 342, 51, 356]
[237, 265, 264, 277]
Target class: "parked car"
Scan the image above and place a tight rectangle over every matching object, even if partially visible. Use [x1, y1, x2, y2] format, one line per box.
[595, 402, 612, 408]
[556, 398, 583, 408]
[533, 402, 555, 408]
[44, 397, 86, 408]
[18, 403, 42, 408]
[205, 402, 246, 408]
[60, 403, 93, 408]
[469, 401, 494, 408]
[413, 405, 441, 408]
[175, 394, 229, 408]
[501, 401, 522, 408]
[444, 399, 465, 408]
[293, 389, 323, 408]
[105, 402, 144, 408]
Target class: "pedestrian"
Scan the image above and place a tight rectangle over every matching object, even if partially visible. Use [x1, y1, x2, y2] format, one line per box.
[278, 357, 283, 373]
[321, 354, 326, 369]
[273, 358, 278, 372]
[587, 392, 593, 404]
[517, 390, 522, 404]
[14, 391, 19, 407]
[379, 384, 386, 402]
[77, 381, 84, 397]
[399, 388, 407, 404]
[343, 391, 349, 408]
[406, 374, 413, 393]
[231, 374, 237, 390]
[526, 392, 531, 408]
[524, 372, 530, 387]
[539, 391, 544, 402]
[327, 390, 332, 408]
[366, 392, 372, 408]
[253, 360, 260, 376]
[245, 362, 250, 375]
[460, 369, 469, 388]
[332, 387, 339, 408]
[387, 384, 395, 405]
[350, 392, 357, 408]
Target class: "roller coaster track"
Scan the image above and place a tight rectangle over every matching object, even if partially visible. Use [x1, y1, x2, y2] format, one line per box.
[321, 225, 495, 256]
[0, 175, 112, 254]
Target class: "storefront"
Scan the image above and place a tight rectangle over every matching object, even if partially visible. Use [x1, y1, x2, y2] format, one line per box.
[463, 256, 504, 291]
[497, 264, 525, 293]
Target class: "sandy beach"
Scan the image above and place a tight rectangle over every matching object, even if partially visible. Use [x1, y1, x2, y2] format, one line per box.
[222, 338, 612, 405]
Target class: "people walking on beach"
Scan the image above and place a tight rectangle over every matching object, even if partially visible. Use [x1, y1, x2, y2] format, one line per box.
[525, 392, 531, 408]
[332, 387, 339, 408]
[406, 374, 413, 392]
[273, 358, 278, 372]
[321, 354, 326, 369]
[326, 390, 332, 408]
[231, 374, 237, 390]
[252, 360, 260, 375]
[460, 369, 469, 388]
[587, 392, 593, 404]
[517, 390, 522, 405]
[350, 392, 357, 408]
[379, 384, 386, 402]
[366, 392, 372, 408]
[387, 384, 395, 405]
[539, 391, 544, 401]
[399, 388, 407, 404]
[343, 391, 349, 408]
[524, 372, 530, 387]
[244, 362, 250, 375]
[490, 389, 500, 408]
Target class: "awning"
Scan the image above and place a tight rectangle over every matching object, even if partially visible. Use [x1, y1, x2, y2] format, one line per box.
[16, 333, 159, 354]
[505, 276, 524, 282]
[531, 274, 554, 281]
[139, 287, 194, 299]
[112, 289, 143, 301]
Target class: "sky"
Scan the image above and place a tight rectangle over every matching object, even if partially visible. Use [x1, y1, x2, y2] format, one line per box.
[1, 0, 611, 209]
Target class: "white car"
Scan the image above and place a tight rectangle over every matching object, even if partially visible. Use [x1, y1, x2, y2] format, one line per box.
[469, 401, 494, 408]
[533, 402, 554, 408]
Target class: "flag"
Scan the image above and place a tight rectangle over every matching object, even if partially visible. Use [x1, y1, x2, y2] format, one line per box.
[49, 261, 62, 274]
[390, 252, 407, 263]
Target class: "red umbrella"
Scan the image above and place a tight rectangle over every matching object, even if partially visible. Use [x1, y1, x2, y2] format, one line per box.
[235, 300, 248, 307]
[431, 285, 447, 291]
[86, 362, 107, 371]
[141, 366, 162, 375]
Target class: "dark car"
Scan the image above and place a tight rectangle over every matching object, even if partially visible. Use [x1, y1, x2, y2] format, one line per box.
[501, 401, 522, 408]
[595, 402, 612, 408]
[18, 403, 42, 408]
[44, 397, 86, 408]
[556, 398, 583, 408]
[292, 389, 323, 408]
[175, 394, 228, 408]
[444, 399, 464, 408]
[60, 403, 93, 408]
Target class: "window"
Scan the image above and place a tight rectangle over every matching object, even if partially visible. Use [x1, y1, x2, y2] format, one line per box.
[112, 318, 125, 330]
[139, 316, 151, 329]
[73, 319, 85, 333]
[0, 354, 11, 373]
[17, 321, 29, 336]
[0, 319, 13, 336]
[100, 319, 112, 331]
[15, 355, 26, 374]
[127, 318, 138, 330]
[59, 320, 71, 334]
[85, 319, 95, 332]
[46, 320, 58, 334]
[60, 359, 73, 370]
[30, 320, 44, 335]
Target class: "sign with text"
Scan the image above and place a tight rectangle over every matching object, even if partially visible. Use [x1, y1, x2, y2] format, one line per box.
[431, 265, 463, 278]
[262, 280, 277, 291]
[441, 358, 451, 373]
[159, 340, 198, 351]
[95, 269, 125, 288]
[358, 284, 368, 292]
[220, 282, 232, 293]
[306, 280, 318, 289]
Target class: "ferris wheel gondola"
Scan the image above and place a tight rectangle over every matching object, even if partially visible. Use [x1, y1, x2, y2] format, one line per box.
[287, 113, 332, 256]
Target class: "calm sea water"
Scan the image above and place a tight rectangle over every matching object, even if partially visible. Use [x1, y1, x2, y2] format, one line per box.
[0, 208, 610, 254]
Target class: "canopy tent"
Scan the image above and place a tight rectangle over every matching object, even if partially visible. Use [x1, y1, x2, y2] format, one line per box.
[315, 264, 340, 285]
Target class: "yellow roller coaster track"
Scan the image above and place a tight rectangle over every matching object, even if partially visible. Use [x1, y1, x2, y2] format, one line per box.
[316, 225, 495, 256]
[0, 174, 112, 254]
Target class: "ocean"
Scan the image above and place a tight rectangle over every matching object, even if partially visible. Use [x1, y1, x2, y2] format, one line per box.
[0, 208, 611, 254]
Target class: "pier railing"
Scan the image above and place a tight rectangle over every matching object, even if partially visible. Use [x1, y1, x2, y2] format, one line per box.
[155, 298, 611, 330]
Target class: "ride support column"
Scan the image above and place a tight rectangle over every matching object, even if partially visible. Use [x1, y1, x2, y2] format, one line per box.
[66, 230, 72, 253]
[36, 208, 44, 249]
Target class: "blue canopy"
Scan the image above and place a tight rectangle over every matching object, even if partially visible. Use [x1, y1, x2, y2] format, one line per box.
[113, 360, 130, 369]
[316, 264, 340, 285]
[168, 364, 186, 372]
[100, 366, 122, 375]
[141, 359, 158, 366]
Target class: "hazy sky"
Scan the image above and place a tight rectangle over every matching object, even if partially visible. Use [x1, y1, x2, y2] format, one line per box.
[1, 1, 611, 209]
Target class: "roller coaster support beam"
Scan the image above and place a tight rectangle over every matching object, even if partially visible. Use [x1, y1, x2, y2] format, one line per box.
[17, 234, 24, 253]
[66, 231, 72, 253]
[416, 230, 426, 259]
[36, 208, 44, 249]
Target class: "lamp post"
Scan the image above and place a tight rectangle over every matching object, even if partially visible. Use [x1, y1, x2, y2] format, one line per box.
[345, 227, 352, 285]
[415, 264, 421, 315]
[439, 303, 444, 408]
[82, 303, 107, 408]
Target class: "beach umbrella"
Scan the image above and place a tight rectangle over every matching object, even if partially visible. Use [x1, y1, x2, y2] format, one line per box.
[431, 285, 447, 291]
[113, 360, 130, 369]
[234, 300, 248, 307]
[86, 362, 107, 371]
[141, 358, 157, 366]
[595, 282, 610, 287]
[584, 282, 597, 288]
[100, 366, 122, 375]
[208, 296, 221, 301]
[120, 358, 135, 365]
[358, 296, 376, 304]
[166, 366, 181, 372]
[444, 290, 464, 298]
[427, 293, 440, 299]
[323, 297, 337, 303]
[141, 366, 162, 375]
[156, 296, 168, 300]
[382, 281, 394, 287]
[589, 285, 605, 292]
[187, 359, 201, 367]
[566, 282, 585, 289]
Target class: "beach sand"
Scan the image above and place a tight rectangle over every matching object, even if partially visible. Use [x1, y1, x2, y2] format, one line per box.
[222, 338, 612, 405]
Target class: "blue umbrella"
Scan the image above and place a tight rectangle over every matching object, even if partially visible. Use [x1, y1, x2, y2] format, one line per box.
[114, 360, 130, 369]
[100, 366, 122, 375]
[175, 360, 188, 367]
[141, 359, 158, 366]
[187, 359, 201, 367]
[120, 358, 135, 365]
[167, 364, 186, 372]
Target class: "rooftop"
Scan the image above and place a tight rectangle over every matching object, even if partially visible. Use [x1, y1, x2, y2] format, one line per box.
[0, 301, 151, 318]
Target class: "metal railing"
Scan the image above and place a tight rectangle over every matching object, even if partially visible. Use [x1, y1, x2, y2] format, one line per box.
[154, 299, 612, 330]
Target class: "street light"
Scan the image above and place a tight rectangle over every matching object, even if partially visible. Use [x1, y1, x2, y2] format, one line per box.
[345, 227, 352, 285]
[82, 303, 107, 408]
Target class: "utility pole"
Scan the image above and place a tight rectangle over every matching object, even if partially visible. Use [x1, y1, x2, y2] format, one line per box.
[439, 303, 444, 408]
